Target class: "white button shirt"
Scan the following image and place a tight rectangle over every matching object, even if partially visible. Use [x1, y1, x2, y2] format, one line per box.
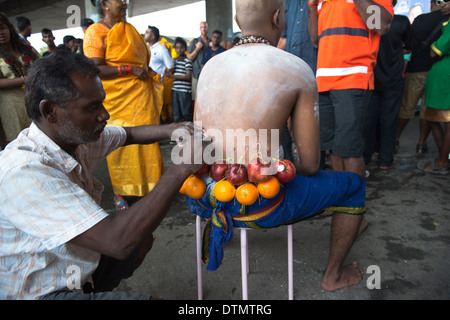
[149, 41, 174, 81]
[0, 123, 127, 299]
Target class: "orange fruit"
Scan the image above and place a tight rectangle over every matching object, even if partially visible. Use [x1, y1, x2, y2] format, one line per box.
[236, 183, 259, 206]
[213, 180, 236, 202]
[179, 175, 193, 195]
[257, 176, 280, 199]
[185, 175, 207, 199]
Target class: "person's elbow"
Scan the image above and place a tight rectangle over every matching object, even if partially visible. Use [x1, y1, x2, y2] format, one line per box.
[376, 24, 391, 36]
[295, 161, 319, 177]
[300, 164, 319, 176]
[111, 240, 139, 260]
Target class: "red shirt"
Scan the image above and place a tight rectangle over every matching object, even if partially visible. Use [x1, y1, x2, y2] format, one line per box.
[316, 0, 394, 92]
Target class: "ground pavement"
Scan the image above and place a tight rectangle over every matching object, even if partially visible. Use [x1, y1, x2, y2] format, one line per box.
[93, 115, 449, 300]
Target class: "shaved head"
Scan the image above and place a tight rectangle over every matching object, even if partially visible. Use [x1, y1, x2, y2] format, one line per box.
[235, 0, 285, 42]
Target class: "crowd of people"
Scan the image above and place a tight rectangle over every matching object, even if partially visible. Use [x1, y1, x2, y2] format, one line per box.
[0, 0, 449, 300]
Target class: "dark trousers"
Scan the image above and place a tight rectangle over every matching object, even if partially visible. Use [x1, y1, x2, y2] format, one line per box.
[363, 89, 403, 166]
[172, 90, 193, 123]
[40, 251, 148, 300]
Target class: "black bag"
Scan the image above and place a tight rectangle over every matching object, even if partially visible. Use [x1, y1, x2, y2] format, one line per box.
[419, 15, 449, 50]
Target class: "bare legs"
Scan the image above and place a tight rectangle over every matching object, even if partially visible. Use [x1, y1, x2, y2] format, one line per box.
[396, 117, 433, 152]
[425, 122, 450, 169]
[329, 153, 365, 177]
[322, 212, 363, 291]
[417, 118, 432, 147]
[321, 152, 365, 291]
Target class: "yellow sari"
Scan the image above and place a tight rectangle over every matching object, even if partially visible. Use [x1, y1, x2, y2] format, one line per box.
[158, 38, 176, 123]
[84, 21, 164, 196]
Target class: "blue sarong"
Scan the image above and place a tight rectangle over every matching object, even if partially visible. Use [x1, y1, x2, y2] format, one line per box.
[186, 170, 365, 271]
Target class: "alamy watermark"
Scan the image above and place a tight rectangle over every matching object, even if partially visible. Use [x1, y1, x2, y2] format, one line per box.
[67, 265, 82, 290]
[169, 122, 280, 173]
[366, 265, 381, 290]
[66, 5, 81, 28]
[366, 5, 382, 30]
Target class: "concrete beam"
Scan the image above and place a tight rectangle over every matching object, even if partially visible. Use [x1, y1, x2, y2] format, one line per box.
[0, 0, 61, 17]
[1, 0, 201, 32]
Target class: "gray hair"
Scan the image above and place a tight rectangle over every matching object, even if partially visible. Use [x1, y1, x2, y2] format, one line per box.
[24, 51, 100, 121]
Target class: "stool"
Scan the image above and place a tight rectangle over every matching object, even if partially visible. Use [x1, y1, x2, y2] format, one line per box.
[196, 215, 294, 300]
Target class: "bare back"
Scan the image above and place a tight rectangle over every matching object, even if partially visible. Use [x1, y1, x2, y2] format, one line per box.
[195, 43, 319, 170]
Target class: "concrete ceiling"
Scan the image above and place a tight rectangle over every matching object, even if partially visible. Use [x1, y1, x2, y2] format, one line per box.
[1, 0, 201, 32]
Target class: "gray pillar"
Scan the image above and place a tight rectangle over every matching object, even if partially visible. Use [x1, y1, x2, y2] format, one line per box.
[85, 0, 100, 22]
[205, 0, 234, 44]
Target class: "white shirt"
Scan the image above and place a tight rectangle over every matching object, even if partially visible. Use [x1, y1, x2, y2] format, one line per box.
[149, 42, 174, 81]
[0, 123, 127, 299]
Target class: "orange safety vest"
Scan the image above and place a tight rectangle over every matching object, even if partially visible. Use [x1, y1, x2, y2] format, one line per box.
[316, 0, 394, 92]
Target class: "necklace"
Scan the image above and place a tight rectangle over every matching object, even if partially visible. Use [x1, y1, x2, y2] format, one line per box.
[235, 35, 271, 47]
[101, 18, 113, 29]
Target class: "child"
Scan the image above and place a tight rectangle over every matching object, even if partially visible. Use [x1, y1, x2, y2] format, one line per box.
[165, 37, 193, 123]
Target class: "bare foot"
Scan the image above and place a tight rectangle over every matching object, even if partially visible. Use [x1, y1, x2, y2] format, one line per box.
[321, 262, 363, 292]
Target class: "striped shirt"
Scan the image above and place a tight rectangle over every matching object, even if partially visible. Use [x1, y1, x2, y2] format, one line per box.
[172, 56, 193, 93]
[0, 123, 127, 299]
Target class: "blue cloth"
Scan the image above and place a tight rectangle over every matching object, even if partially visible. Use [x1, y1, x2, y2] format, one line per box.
[201, 46, 226, 66]
[186, 170, 366, 271]
[282, 0, 318, 74]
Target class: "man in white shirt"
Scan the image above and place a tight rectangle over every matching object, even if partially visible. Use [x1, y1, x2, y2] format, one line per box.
[0, 51, 206, 300]
[145, 26, 176, 124]
[16, 16, 32, 45]
[145, 26, 175, 81]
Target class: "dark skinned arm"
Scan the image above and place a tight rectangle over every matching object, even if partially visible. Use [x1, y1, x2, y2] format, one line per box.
[307, 1, 319, 48]
[0, 71, 25, 89]
[353, 0, 393, 35]
[308, 0, 393, 46]
[89, 57, 150, 80]
[70, 123, 205, 261]
[164, 68, 192, 82]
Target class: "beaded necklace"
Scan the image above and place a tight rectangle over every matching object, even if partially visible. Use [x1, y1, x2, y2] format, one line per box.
[235, 35, 271, 47]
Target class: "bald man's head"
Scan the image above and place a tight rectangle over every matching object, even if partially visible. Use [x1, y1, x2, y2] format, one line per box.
[235, 0, 285, 42]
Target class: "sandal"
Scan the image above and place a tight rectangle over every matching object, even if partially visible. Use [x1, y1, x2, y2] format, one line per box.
[380, 163, 397, 170]
[394, 141, 399, 154]
[114, 198, 129, 212]
[417, 160, 449, 175]
[416, 143, 428, 155]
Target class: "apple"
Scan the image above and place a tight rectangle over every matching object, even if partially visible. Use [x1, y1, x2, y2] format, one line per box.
[194, 164, 211, 178]
[210, 162, 229, 181]
[247, 158, 272, 183]
[226, 164, 248, 185]
[274, 159, 296, 183]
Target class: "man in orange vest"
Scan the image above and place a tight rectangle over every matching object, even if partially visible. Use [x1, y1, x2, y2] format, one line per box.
[308, 1, 394, 283]
[308, 0, 394, 178]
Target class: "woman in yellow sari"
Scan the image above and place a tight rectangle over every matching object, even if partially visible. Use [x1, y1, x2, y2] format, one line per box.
[84, 0, 164, 210]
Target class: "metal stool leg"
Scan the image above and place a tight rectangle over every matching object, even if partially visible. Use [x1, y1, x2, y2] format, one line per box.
[240, 228, 248, 300]
[196, 221, 294, 300]
[196, 216, 203, 300]
[288, 224, 294, 300]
